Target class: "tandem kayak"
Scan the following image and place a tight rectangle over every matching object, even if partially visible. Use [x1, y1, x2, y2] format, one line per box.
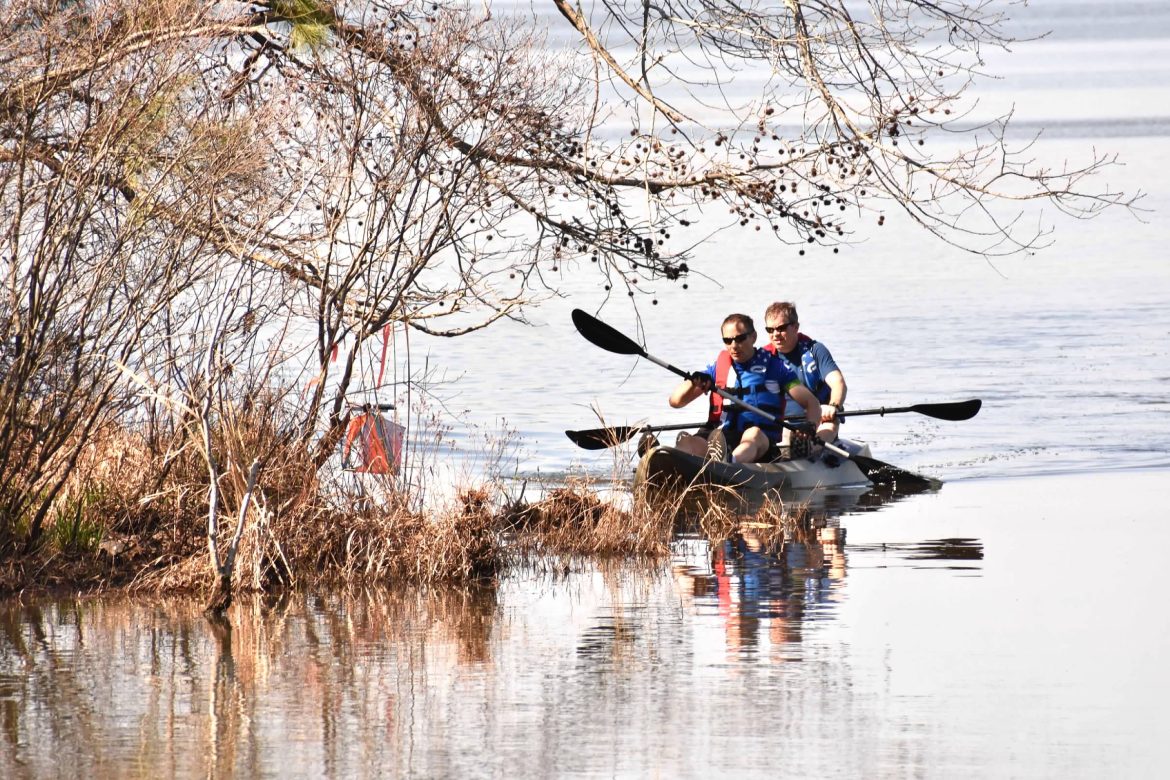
[633, 437, 937, 494]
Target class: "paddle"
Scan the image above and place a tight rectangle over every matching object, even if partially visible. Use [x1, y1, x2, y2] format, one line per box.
[838, 399, 981, 422]
[565, 399, 982, 450]
[571, 308, 814, 433]
[566, 422, 708, 450]
[570, 308, 939, 488]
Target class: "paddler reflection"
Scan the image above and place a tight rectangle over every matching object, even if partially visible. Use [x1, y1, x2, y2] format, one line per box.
[672, 521, 847, 659]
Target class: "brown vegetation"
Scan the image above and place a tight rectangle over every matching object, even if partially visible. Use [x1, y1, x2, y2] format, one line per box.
[505, 481, 672, 558]
[0, 401, 820, 602]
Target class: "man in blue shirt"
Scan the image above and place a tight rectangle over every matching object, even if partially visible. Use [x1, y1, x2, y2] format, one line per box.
[669, 313, 823, 463]
[762, 301, 848, 447]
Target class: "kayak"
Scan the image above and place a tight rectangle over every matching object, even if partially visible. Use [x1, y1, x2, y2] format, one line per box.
[633, 437, 933, 494]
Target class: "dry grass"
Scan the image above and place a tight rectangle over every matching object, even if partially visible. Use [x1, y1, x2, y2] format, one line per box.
[129, 481, 509, 597]
[0, 406, 820, 600]
[0, 408, 512, 597]
[503, 477, 674, 559]
[710, 491, 814, 550]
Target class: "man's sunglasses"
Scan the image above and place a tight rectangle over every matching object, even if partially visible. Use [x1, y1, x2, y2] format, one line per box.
[721, 331, 754, 345]
[764, 322, 794, 334]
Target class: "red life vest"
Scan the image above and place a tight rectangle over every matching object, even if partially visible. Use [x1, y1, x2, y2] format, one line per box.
[705, 350, 734, 427]
[761, 332, 811, 357]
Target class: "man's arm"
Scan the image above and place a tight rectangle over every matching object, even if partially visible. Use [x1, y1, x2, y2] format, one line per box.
[670, 372, 713, 408]
[823, 369, 847, 422]
[809, 342, 846, 421]
[788, 383, 823, 427]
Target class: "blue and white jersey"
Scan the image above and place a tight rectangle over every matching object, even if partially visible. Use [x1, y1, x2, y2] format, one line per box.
[772, 337, 839, 416]
[703, 348, 799, 432]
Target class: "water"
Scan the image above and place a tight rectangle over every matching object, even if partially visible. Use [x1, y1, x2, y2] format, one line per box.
[5, 1, 1170, 776]
[421, 129, 1170, 485]
[3, 470, 1168, 778]
[393, 2, 1170, 486]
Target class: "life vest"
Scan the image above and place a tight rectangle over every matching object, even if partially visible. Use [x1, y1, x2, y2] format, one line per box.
[704, 348, 784, 431]
[704, 350, 734, 428]
[764, 334, 831, 403]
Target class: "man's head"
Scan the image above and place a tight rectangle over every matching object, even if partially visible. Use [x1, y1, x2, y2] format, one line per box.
[764, 301, 800, 353]
[721, 313, 756, 362]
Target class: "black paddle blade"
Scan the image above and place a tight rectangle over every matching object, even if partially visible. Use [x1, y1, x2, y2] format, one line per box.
[914, 399, 981, 421]
[565, 426, 639, 450]
[571, 309, 646, 357]
[851, 454, 941, 491]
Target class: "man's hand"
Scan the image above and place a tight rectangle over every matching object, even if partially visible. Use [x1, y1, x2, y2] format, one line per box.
[689, 371, 714, 393]
[791, 421, 817, 438]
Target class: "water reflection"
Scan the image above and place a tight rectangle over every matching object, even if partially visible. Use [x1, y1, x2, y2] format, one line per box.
[10, 465, 1170, 780]
[672, 471, 940, 522]
[850, 537, 985, 570]
[673, 523, 847, 662]
[0, 476, 997, 778]
[2, 470, 1000, 778]
[0, 588, 503, 779]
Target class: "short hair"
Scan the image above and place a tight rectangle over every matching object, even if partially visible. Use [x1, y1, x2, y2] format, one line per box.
[764, 301, 798, 325]
[722, 313, 754, 333]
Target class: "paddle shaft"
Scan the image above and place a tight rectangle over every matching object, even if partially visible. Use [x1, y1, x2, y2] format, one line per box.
[640, 345, 979, 439]
[834, 405, 926, 420]
[567, 398, 979, 450]
[784, 399, 981, 423]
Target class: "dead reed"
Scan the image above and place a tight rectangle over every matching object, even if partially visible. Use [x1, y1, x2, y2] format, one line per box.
[0, 401, 819, 600]
[0, 406, 515, 598]
[503, 477, 674, 559]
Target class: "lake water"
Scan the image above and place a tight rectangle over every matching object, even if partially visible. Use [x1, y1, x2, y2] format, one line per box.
[3, 470, 1168, 778]
[400, 0, 1170, 489]
[4, 1, 1170, 777]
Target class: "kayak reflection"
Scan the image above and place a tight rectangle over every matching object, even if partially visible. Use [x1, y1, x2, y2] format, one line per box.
[663, 462, 938, 530]
[668, 476, 955, 660]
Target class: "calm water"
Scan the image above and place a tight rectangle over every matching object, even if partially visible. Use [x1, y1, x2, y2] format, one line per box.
[404, 1, 1170, 486]
[3, 471, 1169, 778]
[5, 1, 1170, 777]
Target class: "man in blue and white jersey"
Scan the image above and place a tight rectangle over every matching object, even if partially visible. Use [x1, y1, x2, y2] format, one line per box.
[762, 301, 848, 448]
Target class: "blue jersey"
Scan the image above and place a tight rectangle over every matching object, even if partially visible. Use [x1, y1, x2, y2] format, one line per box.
[703, 347, 799, 433]
[773, 337, 839, 415]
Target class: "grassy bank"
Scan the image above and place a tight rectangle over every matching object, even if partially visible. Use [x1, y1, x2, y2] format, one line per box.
[1, 411, 811, 604]
[1, 482, 814, 610]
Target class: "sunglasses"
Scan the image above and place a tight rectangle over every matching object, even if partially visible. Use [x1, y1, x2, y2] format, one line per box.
[721, 331, 754, 345]
[764, 322, 794, 334]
